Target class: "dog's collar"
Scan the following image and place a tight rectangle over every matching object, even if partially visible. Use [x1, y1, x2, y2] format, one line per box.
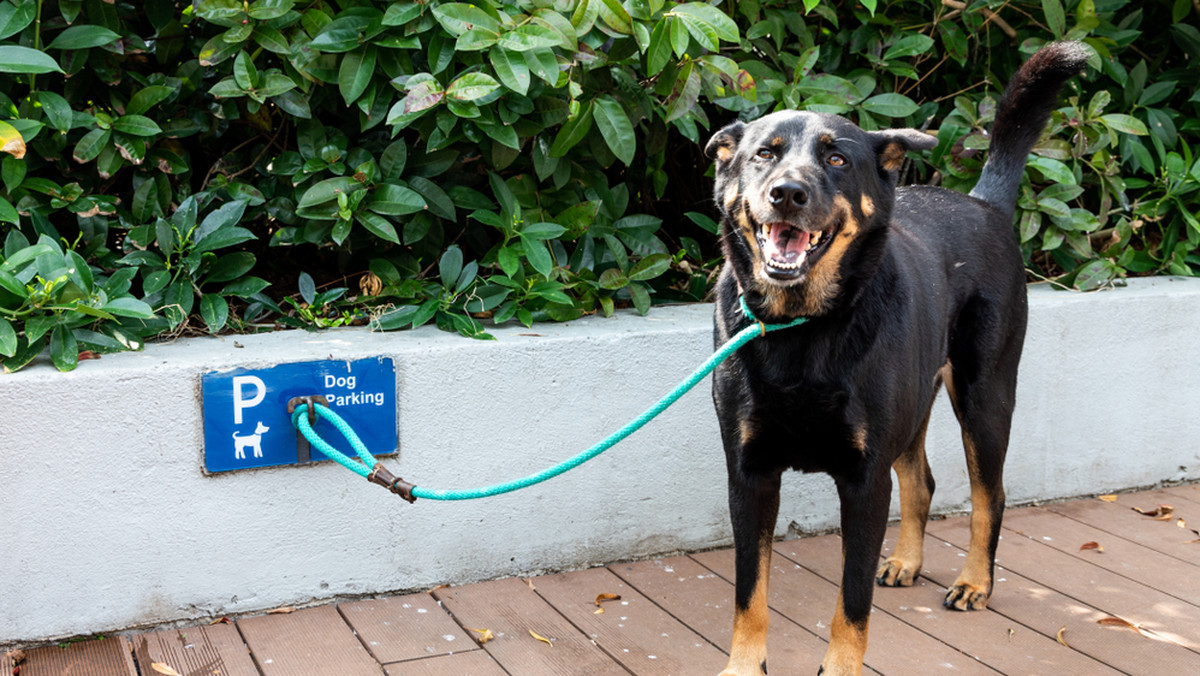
[738, 295, 810, 336]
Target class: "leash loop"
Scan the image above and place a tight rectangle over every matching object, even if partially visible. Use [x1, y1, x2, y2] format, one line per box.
[292, 296, 808, 502]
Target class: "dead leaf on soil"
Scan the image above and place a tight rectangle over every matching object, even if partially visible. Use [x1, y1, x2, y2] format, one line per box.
[266, 606, 295, 615]
[466, 627, 494, 645]
[1098, 494, 1118, 502]
[529, 629, 553, 647]
[1131, 504, 1174, 520]
[1079, 541, 1104, 553]
[151, 663, 183, 676]
[1056, 625, 1069, 647]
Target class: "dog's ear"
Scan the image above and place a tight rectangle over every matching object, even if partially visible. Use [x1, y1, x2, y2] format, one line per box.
[705, 121, 745, 165]
[868, 128, 937, 173]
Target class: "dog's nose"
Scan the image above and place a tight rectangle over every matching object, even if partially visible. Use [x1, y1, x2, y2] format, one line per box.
[768, 181, 808, 210]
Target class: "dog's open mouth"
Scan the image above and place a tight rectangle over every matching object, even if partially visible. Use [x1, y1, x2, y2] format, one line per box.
[759, 219, 837, 279]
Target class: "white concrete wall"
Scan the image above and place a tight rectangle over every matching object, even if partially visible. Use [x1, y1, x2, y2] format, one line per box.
[1, 276, 1198, 644]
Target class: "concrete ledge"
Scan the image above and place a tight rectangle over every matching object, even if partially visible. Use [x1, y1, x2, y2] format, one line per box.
[2, 276, 1199, 644]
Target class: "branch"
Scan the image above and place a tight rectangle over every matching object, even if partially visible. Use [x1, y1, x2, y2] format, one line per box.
[941, 0, 1018, 39]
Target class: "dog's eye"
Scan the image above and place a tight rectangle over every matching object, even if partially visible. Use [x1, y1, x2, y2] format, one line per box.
[755, 148, 774, 160]
[827, 153, 847, 167]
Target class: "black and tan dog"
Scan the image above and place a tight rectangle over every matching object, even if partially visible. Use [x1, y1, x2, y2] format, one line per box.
[705, 42, 1088, 675]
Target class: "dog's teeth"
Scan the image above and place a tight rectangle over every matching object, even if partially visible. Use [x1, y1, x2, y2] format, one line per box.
[763, 223, 772, 238]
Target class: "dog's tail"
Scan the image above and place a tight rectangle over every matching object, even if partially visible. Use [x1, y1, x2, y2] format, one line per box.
[969, 41, 1089, 210]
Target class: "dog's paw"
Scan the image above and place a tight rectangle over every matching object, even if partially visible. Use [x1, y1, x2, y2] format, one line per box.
[943, 581, 990, 611]
[875, 557, 920, 587]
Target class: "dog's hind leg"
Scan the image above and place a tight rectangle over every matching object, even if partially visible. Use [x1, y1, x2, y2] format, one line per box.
[942, 307, 1024, 610]
[721, 470, 780, 676]
[876, 407, 936, 588]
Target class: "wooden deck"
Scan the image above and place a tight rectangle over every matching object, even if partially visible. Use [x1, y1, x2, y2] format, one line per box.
[6, 485, 1199, 675]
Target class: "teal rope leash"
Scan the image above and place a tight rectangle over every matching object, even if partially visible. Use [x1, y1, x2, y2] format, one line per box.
[291, 296, 807, 502]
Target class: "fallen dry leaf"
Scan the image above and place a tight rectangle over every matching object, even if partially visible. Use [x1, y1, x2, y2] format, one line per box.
[1097, 616, 1139, 631]
[1131, 504, 1174, 520]
[524, 579, 537, 591]
[466, 627, 494, 645]
[6, 649, 26, 664]
[428, 584, 449, 594]
[208, 617, 231, 625]
[1177, 518, 1186, 529]
[529, 629, 553, 647]
[78, 350, 102, 361]
[594, 593, 621, 606]
[151, 663, 183, 676]
[1056, 625, 1069, 647]
[1079, 541, 1104, 553]
[266, 606, 295, 615]
[1098, 494, 1118, 502]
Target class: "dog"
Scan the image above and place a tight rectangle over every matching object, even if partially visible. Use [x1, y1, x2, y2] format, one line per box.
[233, 421, 271, 459]
[705, 42, 1088, 675]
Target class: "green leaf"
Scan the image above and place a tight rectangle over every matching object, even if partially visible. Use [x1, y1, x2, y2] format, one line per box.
[550, 100, 594, 157]
[521, 236, 554, 279]
[0, 2, 35, 41]
[0, 317, 16, 357]
[1101, 113, 1149, 136]
[383, 2, 423, 26]
[297, 271, 316, 304]
[490, 45, 531, 95]
[195, 200, 249, 243]
[447, 72, 501, 101]
[355, 211, 400, 244]
[883, 34, 935, 61]
[665, 62, 701, 123]
[598, 267, 628, 290]
[112, 115, 163, 136]
[860, 93, 919, 118]
[127, 85, 175, 116]
[246, 0, 294, 21]
[628, 253, 671, 281]
[521, 222, 567, 240]
[432, 3, 500, 35]
[0, 196, 17, 226]
[597, 0, 633, 34]
[200, 293, 229, 332]
[647, 19, 672, 74]
[592, 96, 636, 165]
[221, 276, 270, 298]
[1042, 0, 1066, 38]
[193, 226, 256, 253]
[38, 91, 73, 133]
[368, 183, 425, 215]
[439, 245, 464, 287]
[50, 323, 78, 372]
[339, 47, 376, 106]
[1026, 156, 1077, 185]
[45, 25, 121, 50]
[204, 252, 256, 284]
[233, 50, 258, 90]
[402, 75, 444, 113]
[0, 45, 63, 74]
[628, 281, 651, 315]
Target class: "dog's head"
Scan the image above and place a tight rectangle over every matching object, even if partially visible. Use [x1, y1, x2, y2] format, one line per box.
[706, 111, 935, 318]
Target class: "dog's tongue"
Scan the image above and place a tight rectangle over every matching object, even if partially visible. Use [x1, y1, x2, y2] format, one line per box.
[763, 223, 810, 266]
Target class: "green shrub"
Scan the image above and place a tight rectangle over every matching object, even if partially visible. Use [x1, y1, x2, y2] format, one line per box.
[0, 0, 1196, 371]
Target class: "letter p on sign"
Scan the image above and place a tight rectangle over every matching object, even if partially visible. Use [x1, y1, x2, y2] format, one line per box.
[232, 375, 266, 424]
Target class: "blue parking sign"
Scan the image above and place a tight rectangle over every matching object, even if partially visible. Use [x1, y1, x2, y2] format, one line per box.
[201, 358, 397, 473]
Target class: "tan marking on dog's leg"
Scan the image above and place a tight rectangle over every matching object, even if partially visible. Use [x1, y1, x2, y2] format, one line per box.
[721, 538, 772, 676]
[850, 423, 868, 453]
[819, 595, 868, 676]
[877, 412, 934, 587]
[947, 430, 1000, 610]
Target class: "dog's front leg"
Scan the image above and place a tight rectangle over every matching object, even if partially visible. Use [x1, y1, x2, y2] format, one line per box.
[721, 470, 781, 676]
[821, 472, 892, 676]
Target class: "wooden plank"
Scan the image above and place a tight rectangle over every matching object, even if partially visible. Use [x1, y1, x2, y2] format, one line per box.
[929, 512, 1200, 652]
[383, 650, 508, 676]
[1047, 492, 1200, 562]
[131, 622, 258, 676]
[1159, 483, 1200, 507]
[530, 564, 728, 674]
[611, 554, 855, 674]
[1, 636, 136, 676]
[694, 544, 996, 675]
[237, 605, 383, 675]
[776, 527, 1122, 675]
[340, 592, 479, 664]
[433, 576, 627, 675]
[918, 518, 1200, 673]
[1004, 506, 1200, 605]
